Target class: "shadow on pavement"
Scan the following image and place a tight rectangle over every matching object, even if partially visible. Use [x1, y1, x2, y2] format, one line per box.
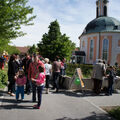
[0, 98, 33, 110]
[0, 90, 9, 97]
[0, 104, 33, 110]
[0, 98, 30, 103]
[56, 112, 113, 120]
[51, 90, 108, 98]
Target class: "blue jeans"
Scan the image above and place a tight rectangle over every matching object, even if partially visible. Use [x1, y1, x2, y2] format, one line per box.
[32, 82, 37, 101]
[37, 85, 44, 107]
[108, 81, 113, 95]
[16, 86, 24, 100]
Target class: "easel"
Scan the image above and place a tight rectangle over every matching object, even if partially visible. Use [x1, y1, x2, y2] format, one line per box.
[70, 68, 85, 95]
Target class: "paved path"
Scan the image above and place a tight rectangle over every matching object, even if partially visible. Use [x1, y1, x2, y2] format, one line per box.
[0, 89, 119, 120]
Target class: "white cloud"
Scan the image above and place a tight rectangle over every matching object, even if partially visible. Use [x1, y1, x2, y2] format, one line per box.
[11, 0, 120, 47]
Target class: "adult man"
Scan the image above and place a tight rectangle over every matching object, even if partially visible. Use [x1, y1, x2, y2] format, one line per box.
[22, 53, 32, 94]
[28, 54, 44, 102]
[52, 58, 61, 92]
[92, 59, 106, 95]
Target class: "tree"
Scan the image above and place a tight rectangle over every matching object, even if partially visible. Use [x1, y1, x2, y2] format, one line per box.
[38, 20, 75, 61]
[6, 45, 20, 55]
[0, 0, 36, 52]
[28, 44, 37, 55]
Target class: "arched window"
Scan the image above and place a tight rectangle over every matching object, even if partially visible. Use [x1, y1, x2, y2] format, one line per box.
[90, 40, 94, 60]
[102, 39, 109, 60]
[104, 6, 107, 16]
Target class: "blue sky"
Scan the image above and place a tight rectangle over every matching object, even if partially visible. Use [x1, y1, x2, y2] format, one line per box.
[11, 0, 120, 47]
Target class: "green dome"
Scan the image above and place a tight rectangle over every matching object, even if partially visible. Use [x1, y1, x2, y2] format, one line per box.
[83, 16, 120, 35]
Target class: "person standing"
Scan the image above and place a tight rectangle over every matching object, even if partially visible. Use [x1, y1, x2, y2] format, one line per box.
[28, 54, 44, 102]
[8, 55, 16, 96]
[92, 59, 106, 95]
[44, 58, 52, 94]
[106, 66, 115, 96]
[52, 58, 61, 92]
[14, 54, 20, 74]
[14, 69, 26, 101]
[31, 66, 45, 109]
[22, 54, 32, 94]
[59, 58, 67, 88]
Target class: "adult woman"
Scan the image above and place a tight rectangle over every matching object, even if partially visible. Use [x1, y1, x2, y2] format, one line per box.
[8, 55, 16, 96]
[44, 58, 52, 94]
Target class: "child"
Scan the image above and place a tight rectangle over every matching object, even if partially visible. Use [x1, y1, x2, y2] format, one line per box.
[107, 66, 115, 96]
[31, 66, 45, 109]
[15, 69, 26, 101]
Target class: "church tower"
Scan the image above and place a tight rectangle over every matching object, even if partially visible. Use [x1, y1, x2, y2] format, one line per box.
[96, 0, 109, 18]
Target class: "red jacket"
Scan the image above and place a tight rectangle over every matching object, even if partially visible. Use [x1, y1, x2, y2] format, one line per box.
[28, 60, 44, 80]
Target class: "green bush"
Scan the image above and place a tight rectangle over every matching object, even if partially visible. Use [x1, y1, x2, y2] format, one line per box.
[109, 107, 120, 120]
[66, 63, 93, 78]
[0, 70, 8, 88]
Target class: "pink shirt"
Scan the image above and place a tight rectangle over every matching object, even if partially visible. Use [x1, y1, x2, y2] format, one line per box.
[36, 72, 45, 86]
[16, 76, 26, 86]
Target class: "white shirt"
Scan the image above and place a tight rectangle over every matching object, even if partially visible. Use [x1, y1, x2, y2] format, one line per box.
[45, 63, 52, 75]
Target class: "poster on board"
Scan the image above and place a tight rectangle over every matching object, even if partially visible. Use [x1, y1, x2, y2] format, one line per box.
[72, 68, 85, 88]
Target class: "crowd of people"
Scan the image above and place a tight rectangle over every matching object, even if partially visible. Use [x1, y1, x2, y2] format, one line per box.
[3, 52, 119, 109]
[7, 53, 66, 109]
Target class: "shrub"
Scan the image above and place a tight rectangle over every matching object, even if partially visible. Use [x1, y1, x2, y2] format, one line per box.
[109, 107, 120, 120]
[0, 70, 8, 88]
[66, 63, 93, 78]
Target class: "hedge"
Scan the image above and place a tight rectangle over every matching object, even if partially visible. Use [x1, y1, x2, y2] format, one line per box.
[66, 63, 120, 78]
[0, 70, 8, 88]
[66, 63, 93, 78]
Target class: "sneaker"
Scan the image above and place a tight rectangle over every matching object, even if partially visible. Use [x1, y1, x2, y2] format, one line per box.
[10, 93, 15, 96]
[33, 105, 40, 109]
[8, 91, 11, 94]
[46, 89, 49, 94]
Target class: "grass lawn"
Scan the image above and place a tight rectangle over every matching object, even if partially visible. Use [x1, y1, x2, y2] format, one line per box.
[102, 106, 120, 120]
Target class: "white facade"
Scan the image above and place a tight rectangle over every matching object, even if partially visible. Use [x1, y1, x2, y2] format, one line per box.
[80, 32, 120, 65]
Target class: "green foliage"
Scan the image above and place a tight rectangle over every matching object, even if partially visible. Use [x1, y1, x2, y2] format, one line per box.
[28, 44, 37, 54]
[5, 45, 20, 55]
[0, 45, 20, 55]
[109, 107, 120, 120]
[0, 0, 36, 40]
[38, 20, 75, 61]
[0, 70, 8, 88]
[66, 63, 93, 78]
[0, 0, 36, 53]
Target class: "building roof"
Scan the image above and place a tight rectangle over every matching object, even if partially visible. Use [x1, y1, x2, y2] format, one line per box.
[82, 16, 120, 35]
[16, 47, 29, 53]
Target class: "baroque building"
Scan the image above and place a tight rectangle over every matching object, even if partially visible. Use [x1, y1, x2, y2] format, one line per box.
[79, 0, 120, 65]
